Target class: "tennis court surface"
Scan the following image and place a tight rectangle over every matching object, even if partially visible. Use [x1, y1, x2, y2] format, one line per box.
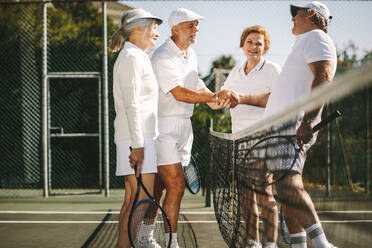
[1, 189, 372, 248]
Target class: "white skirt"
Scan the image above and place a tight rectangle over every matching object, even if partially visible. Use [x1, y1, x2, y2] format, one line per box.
[116, 137, 157, 176]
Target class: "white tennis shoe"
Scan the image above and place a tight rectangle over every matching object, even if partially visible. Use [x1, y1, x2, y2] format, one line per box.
[246, 239, 262, 248]
[328, 243, 338, 248]
[138, 238, 161, 248]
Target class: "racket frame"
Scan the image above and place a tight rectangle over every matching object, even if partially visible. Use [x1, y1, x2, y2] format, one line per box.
[183, 155, 201, 194]
[242, 110, 341, 187]
[127, 155, 172, 248]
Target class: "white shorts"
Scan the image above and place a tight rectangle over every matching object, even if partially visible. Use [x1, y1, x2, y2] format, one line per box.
[156, 117, 193, 167]
[115, 137, 157, 176]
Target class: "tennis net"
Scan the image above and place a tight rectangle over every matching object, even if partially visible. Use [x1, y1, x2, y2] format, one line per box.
[210, 63, 372, 247]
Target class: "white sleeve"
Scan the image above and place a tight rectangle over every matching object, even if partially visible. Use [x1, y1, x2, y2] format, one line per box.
[267, 63, 282, 90]
[152, 57, 182, 94]
[117, 55, 144, 148]
[221, 67, 237, 90]
[196, 78, 207, 90]
[304, 32, 335, 64]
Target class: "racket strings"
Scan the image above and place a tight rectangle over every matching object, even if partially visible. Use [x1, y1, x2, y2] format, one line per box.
[184, 162, 201, 193]
[129, 201, 167, 247]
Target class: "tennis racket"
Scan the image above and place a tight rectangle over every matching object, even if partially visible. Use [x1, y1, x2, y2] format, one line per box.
[128, 148, 172, 248]
[241, 110, 341, 187]
[279, 205, 291, 244]
[183, 155, 201, 194]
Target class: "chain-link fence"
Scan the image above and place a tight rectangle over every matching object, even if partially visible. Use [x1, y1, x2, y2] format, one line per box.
[1, 1, 371, 200]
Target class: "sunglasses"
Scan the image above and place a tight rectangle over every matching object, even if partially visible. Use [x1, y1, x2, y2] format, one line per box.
[290, 6, 306, 18]
[290, 6, 333, 24]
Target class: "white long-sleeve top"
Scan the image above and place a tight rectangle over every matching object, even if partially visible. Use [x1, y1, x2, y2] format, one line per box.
[113, 42, 158, 148]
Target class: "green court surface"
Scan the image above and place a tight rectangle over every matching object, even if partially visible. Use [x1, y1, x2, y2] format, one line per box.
[1, 189, 372, 248]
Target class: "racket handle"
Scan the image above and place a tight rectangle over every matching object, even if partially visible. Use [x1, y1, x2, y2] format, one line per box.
[313, 110, 341, 132]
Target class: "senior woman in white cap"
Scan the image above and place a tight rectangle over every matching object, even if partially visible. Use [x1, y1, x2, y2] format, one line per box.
[110, 8, 162, 248]
[151, 8, 237, 248]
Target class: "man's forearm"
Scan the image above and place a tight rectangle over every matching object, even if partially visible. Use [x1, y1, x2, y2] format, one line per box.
[171, 86, 216, 103]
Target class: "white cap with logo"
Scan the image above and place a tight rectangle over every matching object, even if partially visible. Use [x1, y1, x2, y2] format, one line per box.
[290, 1, 332, 22]
[168, 8, 204, 28]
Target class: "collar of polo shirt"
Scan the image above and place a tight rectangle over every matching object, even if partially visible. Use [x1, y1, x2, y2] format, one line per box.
[168, 38, 189, 59]
[239, 57, 266, 77]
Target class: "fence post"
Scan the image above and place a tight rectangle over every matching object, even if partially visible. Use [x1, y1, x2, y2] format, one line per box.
[367, 87, 371, 195]
[326, 106, 332, 197]
[42, 1, 49, 198]
[102, 0, 110, 197]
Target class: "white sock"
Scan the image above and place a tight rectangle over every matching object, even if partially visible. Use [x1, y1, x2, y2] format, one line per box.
[247, 239, 262, 247]
[264, 242, 277, 248]
[306, 223, 329, 248]
[290, 232, 307, 248]
[165, 233, 178, 247]
[139, 224, 155, 243]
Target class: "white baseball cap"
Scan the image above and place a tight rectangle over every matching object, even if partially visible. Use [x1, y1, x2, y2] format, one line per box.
[290, 1, 332, 22]
[125, 8, 163, 25]
[168, 8, 204, 28]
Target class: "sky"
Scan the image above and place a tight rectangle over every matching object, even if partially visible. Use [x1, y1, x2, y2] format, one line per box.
[119, 1, 372, 77]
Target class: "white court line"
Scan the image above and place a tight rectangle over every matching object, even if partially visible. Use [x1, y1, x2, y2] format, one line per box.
[0, 220, 216, 224]
[2, 210, 372, 214]
[318, 211, 372, 213]
[0, 211, 215, 215]
[1, 220, 372, 224]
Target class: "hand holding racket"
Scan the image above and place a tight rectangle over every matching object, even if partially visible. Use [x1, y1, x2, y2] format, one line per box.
[297, 110, 341, 149]
[241, 110, 341, 187]
[128, 148, 172, 248]
[129, 147, 144, 177]
[183, 155, 201, 194]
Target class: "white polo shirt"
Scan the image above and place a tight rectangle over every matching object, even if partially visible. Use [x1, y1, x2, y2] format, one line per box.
[221, 58, 281, 133]
[113, 42, 158, 148]
[264, 30, 337, 128]
[151, 38, 205, 118]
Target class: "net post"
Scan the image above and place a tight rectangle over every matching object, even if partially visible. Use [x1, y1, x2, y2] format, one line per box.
[205, 119, 213, 207]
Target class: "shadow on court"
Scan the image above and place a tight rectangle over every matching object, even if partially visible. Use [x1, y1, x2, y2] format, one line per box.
[80, 212, 198, 248]
[81, 211, 116, 248]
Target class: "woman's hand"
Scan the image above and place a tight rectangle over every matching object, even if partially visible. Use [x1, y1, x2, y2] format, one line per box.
[129, 147, 144, 177]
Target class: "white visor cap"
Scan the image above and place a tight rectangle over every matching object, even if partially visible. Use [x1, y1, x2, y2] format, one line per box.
[290, 1, 332, 22]
[168, 8, 204, 28]
[126, 8, 163, 25]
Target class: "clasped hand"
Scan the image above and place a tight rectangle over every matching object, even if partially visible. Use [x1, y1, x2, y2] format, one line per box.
[216, 89, 239, 108]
